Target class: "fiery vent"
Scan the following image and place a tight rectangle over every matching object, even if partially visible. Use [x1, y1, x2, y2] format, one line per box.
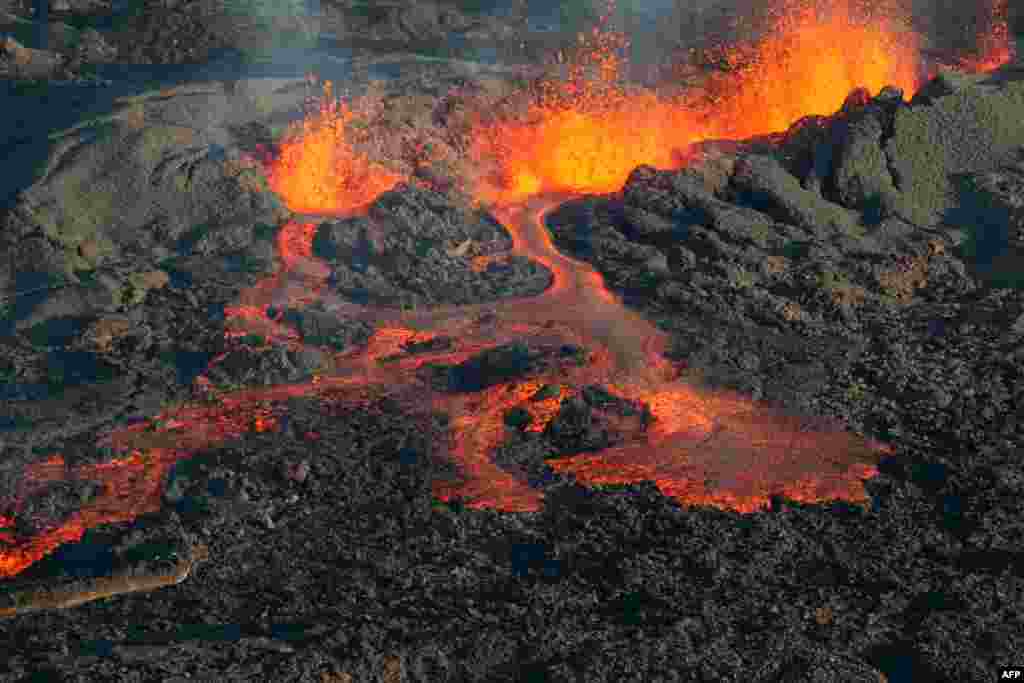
[0, 0, 1013, 580]
[467, 0, 922, 204]
[263, 80, 404, 214]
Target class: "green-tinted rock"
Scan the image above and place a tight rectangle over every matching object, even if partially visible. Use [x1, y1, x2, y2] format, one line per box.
[886, 75, 1024, 227]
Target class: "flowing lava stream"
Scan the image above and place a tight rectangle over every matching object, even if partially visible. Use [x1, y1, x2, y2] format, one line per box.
[0, 0, 1015, 582]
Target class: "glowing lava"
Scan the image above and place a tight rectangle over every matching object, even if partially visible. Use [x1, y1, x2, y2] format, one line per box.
[688, 0, 921, 137]
[0, 452, 176, 578]
[1, 0, 1009, 580]
[548, 387, 886, 514]
[263, 80, 403, 214]
[467, 0, 921, 203]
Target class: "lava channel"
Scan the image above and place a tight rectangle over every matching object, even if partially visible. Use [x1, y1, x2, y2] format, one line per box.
[1, 0, 1012, 579]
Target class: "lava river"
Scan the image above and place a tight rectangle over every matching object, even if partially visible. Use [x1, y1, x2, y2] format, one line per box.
[0, 0, 1015, 579]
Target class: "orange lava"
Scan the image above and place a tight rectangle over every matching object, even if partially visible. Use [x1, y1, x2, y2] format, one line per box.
[467, 0, 921, 203]
[224, 220, 332, 344]
[263, 80, 404, 214]
[0, 451, 176, 578]
[549, 386, 885, 513]
[3, 0, 1007, 579]
[690, 0, 921, 136]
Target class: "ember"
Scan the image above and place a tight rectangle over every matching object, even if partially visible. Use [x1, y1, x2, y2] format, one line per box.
[949, 0, 1016, 72]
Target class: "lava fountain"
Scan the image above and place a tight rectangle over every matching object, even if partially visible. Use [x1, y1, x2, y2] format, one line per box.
[262, 79, 403, 214]
[466, 0, 922, 204]
[2, 0, 1011, 582]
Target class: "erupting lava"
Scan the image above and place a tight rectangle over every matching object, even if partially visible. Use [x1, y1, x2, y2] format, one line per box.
[468, 0, 922, 203]
[2, 0, 1012, 581]
[262, 80, 403, 214]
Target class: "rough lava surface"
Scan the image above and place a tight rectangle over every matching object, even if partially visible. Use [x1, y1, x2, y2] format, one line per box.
[0, 2, 1023, 682]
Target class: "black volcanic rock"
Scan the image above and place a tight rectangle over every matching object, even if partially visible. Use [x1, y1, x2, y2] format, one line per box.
[314, 183, 551, 307]
[440, 341, 536, 393]
[730, 152, 863, 236]
[10, 478, 103, 537]
[957, 155, 1024, 286]
[204, 340, 326, 387]
[0, 79, 304, 331]
[281, 304, 374, 351]
[543, 383, 650, 454]
[886, 71, 1024, 227]
[826, 86, 905, 222]
[421, 341, 586, 394]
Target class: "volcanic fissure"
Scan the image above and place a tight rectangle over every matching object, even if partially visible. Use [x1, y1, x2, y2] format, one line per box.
[0, 0, 1016, 603]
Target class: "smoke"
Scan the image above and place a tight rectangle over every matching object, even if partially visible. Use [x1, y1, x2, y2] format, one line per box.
[908, 0, 1013, 53]
[167, 0, 1017, 97]
[524, 0, 1018, 83]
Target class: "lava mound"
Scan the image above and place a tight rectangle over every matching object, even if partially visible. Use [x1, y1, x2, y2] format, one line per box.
[312, 182, 552, 307]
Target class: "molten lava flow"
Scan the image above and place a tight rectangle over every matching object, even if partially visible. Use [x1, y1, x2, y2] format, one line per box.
[0, 451, 176, 578]
[224, 219, 331, 344]
[7, 0, 1011, 580]
[223, 80, 410, 342]
[548, 386, 887, 513]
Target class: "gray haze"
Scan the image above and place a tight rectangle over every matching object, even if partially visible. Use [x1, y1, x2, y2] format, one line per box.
[535, 0, 1021, 81]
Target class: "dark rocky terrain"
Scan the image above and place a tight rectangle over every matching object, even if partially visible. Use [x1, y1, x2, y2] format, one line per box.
[1, 2, 1023, 682]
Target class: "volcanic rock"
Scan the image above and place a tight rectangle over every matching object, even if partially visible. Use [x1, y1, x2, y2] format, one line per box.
[0, 34, 69, 79]
[8, 278, 121, 334]
[280, 303, 373, 351]
[886, 71, 1024, 227]
[418, 341, 587, 394]
[765, 76, 1024, 233]
[424, 341, 537, 393]
[122, 269, 169, 305]
[48, 0, 111, 13]
[97, 0, 321, 65]
[66, 26, 117, 66]
[730, 152, 863, 236]
[10, 478, 103, 536]
[204, 341, 325, 387]
[826, 87, 905, 222]
[76, 314, 134, 352]
[281, 459, 309, 484]
[315, 182, 551, 307]
[977, 156, 1024, 250]
[566, 141, 991, 411]
[0, 7, 1022, 683]
[543, 384, 649, 455]
[0, 78, 306, 328]
[951, 154, 1024, 286]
